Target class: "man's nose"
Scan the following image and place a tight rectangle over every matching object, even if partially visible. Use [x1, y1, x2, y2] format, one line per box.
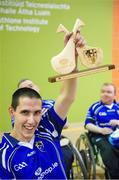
[27, 114, 34, 124]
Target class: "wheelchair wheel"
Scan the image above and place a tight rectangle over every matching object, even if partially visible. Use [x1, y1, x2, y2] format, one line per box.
[76, 133, 96, 179]
[61, 136, 87, 179]
[69, 143, 88, 179]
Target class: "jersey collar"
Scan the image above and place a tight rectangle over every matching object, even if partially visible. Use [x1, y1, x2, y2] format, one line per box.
[100, 99, 117, 105]
[3, 133, 19, 147]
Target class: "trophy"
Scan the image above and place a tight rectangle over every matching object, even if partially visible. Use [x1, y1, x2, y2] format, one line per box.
[48, 19, 115, 83]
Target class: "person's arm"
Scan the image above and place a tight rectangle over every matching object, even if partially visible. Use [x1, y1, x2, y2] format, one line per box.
[109, 119, 119, 126]
[54, 78, 77, 120]
[85, 105, 113, 135]
[86, 123, 113, 135]
[54, 32, 85, 120]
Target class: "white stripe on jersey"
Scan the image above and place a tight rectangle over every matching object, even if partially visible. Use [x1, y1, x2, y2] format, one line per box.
[4, 135, 14, 147]
[7, 146, 20, 172]
[87, 117, 94, 120]
[115, 104, 119, 109]
[37, 132, 53, 141]
[0, 143, 6, 151]
[92, 102, 101, 111]
[39, 127, 58, 139]
[40, 111, 59, 138]
[38, 136, 67, 179]
[94, 105, 104, 115]
[2, 144, 9, 169]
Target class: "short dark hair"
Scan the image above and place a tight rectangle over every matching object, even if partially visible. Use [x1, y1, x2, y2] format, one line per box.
[17, 78, 31, 88]
[102, 82, 116, 95]
[11, 88, 42, 110]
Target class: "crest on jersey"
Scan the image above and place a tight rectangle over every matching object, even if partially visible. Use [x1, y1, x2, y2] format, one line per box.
[35, 141, 45, 152]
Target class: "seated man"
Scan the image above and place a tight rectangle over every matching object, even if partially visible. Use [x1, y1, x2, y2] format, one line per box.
[85, 82, 119, 179]
[0, 88, 67, 179]
[15, 78, 72, 179]
[0, 32, 85, 179]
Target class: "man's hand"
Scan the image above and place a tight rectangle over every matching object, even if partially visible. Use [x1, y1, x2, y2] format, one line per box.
[109, 119, 119, 126]
[64, 31, 86, 60]
[99, 127, 113, 135]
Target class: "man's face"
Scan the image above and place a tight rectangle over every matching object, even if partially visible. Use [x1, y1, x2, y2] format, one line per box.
[9, 97, 42, 142]
[19, 80, 39, 93]
[100, 85, 116, 105]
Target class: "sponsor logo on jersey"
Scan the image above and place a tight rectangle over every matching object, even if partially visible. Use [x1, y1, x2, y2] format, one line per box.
[99, 112, 107, 116]
[14, 161, 28, 171]
[107, 109, 115, 112]
[35, 162, 58, 178]
[27, 151, 36, 157]
[35, 167, 42, 176]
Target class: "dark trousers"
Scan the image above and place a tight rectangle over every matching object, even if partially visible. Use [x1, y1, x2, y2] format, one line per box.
[91, 135, 119, 179]
[61, 145, 74, 179]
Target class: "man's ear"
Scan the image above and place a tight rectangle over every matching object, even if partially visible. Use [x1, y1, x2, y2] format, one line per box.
[114, 95, 116, 100]
[8, 106, 15, 117]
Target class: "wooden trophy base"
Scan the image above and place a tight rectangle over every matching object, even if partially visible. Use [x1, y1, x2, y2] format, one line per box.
[48, 64, 115, 83]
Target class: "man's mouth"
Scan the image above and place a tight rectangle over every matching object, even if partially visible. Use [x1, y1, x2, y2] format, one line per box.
[103, 96, 109, 99]
[24, 126, 35, 130]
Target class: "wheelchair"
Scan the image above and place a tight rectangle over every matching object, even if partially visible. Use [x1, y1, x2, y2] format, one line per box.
[60, 135, 88, 179]
[76, 132, 110, 179]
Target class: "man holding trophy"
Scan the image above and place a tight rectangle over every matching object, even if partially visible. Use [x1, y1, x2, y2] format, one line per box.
[0, 25, 85, 179]
[0, 18, 114, 179]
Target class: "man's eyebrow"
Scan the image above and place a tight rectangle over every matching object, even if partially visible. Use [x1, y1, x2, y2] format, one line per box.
[34, 110, 42, 113]
[20, 109, 42, 113]
[20, 110, 30, 113]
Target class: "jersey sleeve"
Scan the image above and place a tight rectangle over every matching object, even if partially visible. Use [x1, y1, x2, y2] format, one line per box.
[42, 99, 55, 109]
[85, 105, 96, 126]
[48, 107, 67, 135]
[38, 107, 67, 139]
[0, 137, 14, 179]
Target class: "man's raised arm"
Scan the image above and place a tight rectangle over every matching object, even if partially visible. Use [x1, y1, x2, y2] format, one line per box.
[54, 32, 85, 120]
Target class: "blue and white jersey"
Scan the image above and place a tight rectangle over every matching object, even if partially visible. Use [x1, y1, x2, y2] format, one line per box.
[42, 99, 55, 109]
[0, 107, 67, 179]
[85, 101, 119, 130]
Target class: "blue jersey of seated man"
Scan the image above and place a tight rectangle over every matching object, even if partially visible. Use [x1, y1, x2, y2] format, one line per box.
[0, 105, 67, 179]
[85, 100, 119, 131]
